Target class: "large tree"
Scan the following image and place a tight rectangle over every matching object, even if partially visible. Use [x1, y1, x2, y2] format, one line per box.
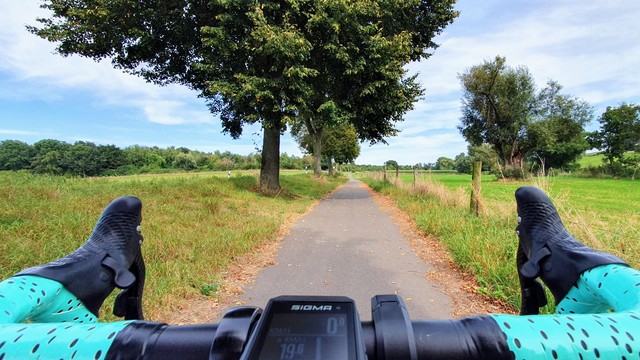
[458, 56, 536, 169]
[459, 57, 591, 173]
[30, 0, 457, 191]
[589, 103, 640, 169]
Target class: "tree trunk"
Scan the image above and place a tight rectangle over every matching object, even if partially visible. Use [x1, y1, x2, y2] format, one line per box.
[260, 125, 281, 192]
[312, 129, 323, 176]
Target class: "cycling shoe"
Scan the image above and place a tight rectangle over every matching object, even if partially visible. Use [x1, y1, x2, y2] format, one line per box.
[16, 196, 146, 320]
[515, 186, 626, 305]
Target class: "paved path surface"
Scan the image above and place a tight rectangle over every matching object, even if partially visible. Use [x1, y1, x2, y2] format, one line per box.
[240, 178, 451, 321]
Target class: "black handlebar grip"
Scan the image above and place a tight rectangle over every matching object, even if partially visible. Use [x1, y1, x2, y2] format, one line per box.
[106, 321, 219, 360]
[363, 316, 514, 360]
[411, 317, 513, 360]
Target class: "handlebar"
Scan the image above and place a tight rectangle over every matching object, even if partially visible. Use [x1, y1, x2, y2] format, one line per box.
[107, 296, 515, 360]
[2, 264, 638, 360]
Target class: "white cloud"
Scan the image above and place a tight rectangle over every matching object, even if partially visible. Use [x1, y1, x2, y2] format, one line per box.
[411, 0, 640, 107]
[0, 129, 42, 136]
[139, 100, 214, 125]
[0, 1, 212, 126]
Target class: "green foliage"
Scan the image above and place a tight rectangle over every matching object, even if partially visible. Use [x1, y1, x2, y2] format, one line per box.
[200, 280, 221, 298]
[0, 138, 313, 176]
[279, 152, 309, 170]
[384, 160, 399, 169]
[454, 153, 472, 174]
[435, 156, 455, 170]
[588, 103, 640, 174]
[321, 123, 361, 165]
[468, 144, 500, 172]
[459, 56, 537, 168]
[172, 153, 198, 170]
[294, 122, 361, 172]
[0, 140, 35, 171]
[497, 166, 529, 180]
[528, 81, 592, 172]
[30, 0, 458, 191]
[459, 58, 592, 174]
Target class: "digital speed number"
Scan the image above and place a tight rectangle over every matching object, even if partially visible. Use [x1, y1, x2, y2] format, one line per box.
[264, 313, 349, 360]
[325, 315, 346, 335]
[274, 315, 348, 360]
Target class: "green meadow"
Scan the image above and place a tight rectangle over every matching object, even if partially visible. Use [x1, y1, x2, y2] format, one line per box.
[2, 168, 637, 317]
[359, 171, 639, 312]
[0, 171, 346, 321]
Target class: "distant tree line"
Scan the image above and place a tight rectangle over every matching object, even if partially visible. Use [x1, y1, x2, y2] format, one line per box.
[0, 139, 313, 176]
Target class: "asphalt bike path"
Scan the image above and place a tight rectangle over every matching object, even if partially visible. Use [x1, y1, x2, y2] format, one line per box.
[240, 178, 452, 321]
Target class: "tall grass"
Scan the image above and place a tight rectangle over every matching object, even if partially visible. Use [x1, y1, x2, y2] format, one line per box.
[0, 171, 346, 321]
[358, 171, 639, 312]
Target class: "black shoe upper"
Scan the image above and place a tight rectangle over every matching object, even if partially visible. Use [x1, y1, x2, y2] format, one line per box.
[515, 186, 627, 306]
[17, 196, 145, 319]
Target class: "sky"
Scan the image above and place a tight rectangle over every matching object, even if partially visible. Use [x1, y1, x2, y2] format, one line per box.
[1, 1, 639, 165]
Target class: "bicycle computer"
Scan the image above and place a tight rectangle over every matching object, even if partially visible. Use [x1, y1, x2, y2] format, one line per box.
[239, 296, 366, 360]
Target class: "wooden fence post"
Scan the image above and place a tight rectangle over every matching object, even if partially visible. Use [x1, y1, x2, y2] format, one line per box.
[470, 161, 482, 216]
[413, 165, 417, 188]
[395, 166, 399, 184]
[383, 165, 387, 182]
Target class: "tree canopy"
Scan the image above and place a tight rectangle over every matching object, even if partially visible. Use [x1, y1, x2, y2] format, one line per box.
[458, 56, 536, 168]
[589, 103, 640, 171]
[0, 140, 35, 171]
[527, 81, 592, 173]
[31, 0, 458, 190]
[458, 56, 592, 174]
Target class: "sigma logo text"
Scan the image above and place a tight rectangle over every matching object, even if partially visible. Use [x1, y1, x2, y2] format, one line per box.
[291, 305, 333, 311]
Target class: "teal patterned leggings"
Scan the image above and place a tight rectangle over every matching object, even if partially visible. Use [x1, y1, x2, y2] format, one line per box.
[0, 264, 639, 359]
[492, 264, 640, 359]
[0, 275, 130, 359]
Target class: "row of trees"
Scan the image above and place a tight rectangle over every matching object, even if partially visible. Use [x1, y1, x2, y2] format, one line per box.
[31, 0, 458, 191]
[458, 56, 639, 177]
[0, 139, 314, 176]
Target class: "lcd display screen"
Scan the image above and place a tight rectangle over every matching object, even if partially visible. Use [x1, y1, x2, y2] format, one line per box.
[243, 299, 358, 360]
[257, 313, 349, 359]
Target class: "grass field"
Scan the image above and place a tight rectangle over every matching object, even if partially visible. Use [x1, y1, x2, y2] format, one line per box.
[0, 170, 346, 321]
[358, 171, 639, 312]
[578, 153, 606, 167]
